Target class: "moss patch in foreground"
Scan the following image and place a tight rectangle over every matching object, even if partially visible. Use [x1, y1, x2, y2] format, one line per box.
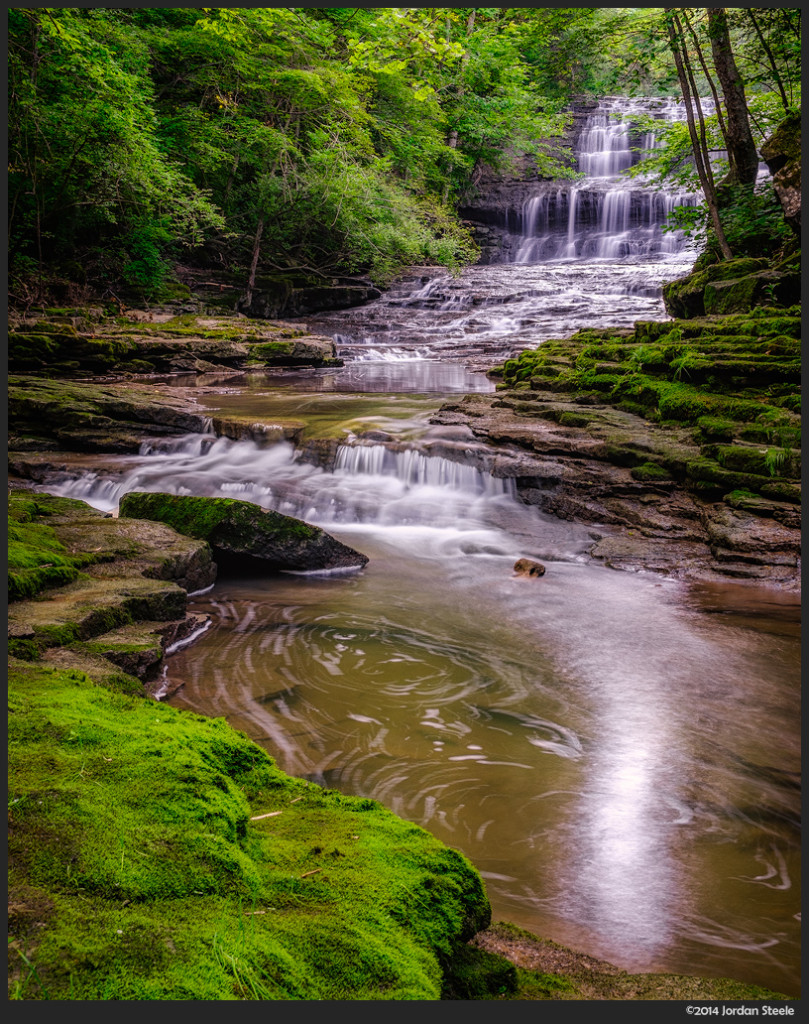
[7, 496, 98, 601]
[8, 659, 490, 1000]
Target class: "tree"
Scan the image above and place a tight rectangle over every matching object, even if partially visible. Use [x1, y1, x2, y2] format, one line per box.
[8, 8, 222, 296]
[706, 8, 759, 187]
[664, 8, 733, 258]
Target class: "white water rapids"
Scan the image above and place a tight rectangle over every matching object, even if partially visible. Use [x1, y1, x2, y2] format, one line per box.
[35, 98, 800, 996]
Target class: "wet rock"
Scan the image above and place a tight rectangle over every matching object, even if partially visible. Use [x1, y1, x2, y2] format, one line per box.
[238, 277, 382, 319]
[9, 375, 210, 453]
[434, 385, 800, 587]
[760, 112, 801, 235]
[513, 558, 546, 577]
[119, 492, 369, 573]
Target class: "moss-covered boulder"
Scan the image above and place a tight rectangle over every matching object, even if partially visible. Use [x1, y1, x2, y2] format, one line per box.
[662, 258, 768, 318]
[8, 658, 490, 1000]
[704, 268, 801, 315]
[118, 492, 369, 573]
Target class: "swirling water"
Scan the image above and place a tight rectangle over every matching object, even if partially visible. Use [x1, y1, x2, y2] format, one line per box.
[42, 99, 800, 995]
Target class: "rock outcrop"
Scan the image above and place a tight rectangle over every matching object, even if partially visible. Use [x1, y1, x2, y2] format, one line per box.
[8, 311, 342, 377]
[118, 492, 369, 574]
[237, 277, 382, 320]
[7, 491, 214, 687]
[760, 111, 801, 236]
[432, 309, 801, 587]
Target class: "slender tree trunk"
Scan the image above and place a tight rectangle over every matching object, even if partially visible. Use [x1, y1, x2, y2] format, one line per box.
[244, 216, 264, 308]
[707, 8, 759, 187]
[746, 9, 790, 111]
[681, 9, 728, 144]
[664, 9, 733, 259]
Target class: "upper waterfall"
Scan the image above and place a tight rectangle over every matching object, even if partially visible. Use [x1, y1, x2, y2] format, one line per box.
[512, 97, 702, 264]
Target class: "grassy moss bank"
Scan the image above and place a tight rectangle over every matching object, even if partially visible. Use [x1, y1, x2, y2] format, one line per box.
[8, 658, 493, 1000]
[492, 306, 801, 510]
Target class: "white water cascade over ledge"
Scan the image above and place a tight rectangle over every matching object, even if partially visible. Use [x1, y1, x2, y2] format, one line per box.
[511, 96, 704, 265]
[290, 96, 710, 368]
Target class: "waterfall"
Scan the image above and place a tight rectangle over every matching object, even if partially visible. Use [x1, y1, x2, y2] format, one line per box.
[45, 435, 517, 530]
[512, 97, 702, 264]
[335, 444, 515, 498]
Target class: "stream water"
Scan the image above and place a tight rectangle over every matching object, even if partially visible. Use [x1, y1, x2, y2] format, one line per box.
[42, 99, 800, 996]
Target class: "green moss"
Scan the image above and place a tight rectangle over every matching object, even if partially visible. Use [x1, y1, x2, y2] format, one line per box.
[247, 341, 295, 357]
[558, 412, 591, 428]
[630, 462, 673, 482]
[695, 416, 737, 442]
[119, 492, 320, 545]
[8, 660, 490, 1000]
[7, 510, 95, 602]
[441, 945, 518, 999]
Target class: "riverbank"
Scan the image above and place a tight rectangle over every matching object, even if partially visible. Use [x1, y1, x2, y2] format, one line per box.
[433, 306, 800, 589]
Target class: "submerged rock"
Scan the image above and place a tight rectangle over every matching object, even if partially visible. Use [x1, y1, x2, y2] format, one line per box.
[119, 492, 369, 573]
[513, 558, 546, 578]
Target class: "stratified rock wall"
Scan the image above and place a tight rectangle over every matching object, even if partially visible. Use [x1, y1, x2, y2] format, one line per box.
[760, 111, 801, 236]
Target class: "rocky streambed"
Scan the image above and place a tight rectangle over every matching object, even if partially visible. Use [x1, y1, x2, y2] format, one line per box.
[7, 295, 801, 1001]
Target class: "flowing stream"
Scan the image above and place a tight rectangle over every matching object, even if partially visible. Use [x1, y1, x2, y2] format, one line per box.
[43, 99, 800, 996]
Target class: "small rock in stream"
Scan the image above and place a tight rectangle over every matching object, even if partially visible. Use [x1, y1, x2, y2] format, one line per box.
[513, 558, 546, 578]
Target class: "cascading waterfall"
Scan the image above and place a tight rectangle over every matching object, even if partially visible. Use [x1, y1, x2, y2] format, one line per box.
[53, 434, 518, 531]
[513, 97, 702, 264]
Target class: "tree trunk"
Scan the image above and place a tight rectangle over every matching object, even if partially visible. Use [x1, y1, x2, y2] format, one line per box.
[664, 9, 733, 260]
[707, 8, 759, 187]
[746, 9, 790, 112]
[244, 216, 264, 309]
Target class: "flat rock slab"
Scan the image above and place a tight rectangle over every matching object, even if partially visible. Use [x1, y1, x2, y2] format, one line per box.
[118, 491, 369, 573]
[8, 576, 188, 646]
[11, 491, 216, 594]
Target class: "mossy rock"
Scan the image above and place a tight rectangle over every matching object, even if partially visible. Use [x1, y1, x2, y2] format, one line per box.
[8, 659, 491, 999]
[662, 258, 769, 318]
[8, 498, 99, 602]
[711, 444, 800, 479]
[695, 416, 737, 443]
[630, 462, 673, 482]
[118, 492, 369, 573]
[685, 458, 799, 503]
[704, 270, 801, 316]
[8, 576, 189, 656]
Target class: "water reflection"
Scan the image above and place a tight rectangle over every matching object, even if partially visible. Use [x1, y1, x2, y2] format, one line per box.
[160, 539, 799, 995]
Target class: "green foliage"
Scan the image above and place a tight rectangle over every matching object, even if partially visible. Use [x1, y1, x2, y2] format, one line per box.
[7, 6, 594, 293]
[8, 8, 223, 294]
[715, 183, 793, 258]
